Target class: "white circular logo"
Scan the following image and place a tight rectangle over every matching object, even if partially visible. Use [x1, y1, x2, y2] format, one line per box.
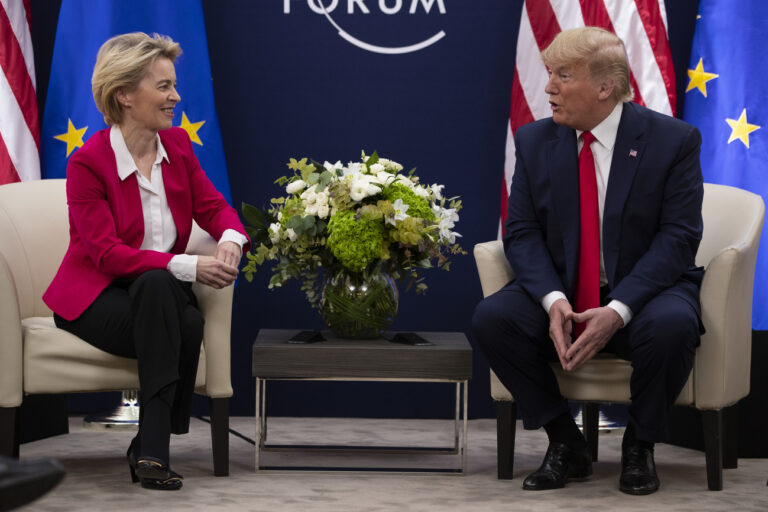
[284, 0, 447, 55]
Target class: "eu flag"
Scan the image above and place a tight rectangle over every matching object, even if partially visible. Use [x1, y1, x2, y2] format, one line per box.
[683, 1, 768, 329]
[41, 0, 232, 204]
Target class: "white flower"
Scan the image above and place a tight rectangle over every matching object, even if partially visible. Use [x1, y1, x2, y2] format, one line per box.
[413, 186, 430, 198]
[349, 180, 369, 202]
[395, 176, 415, 188]
[317, 203, 330, 219]
[269, 222, 281, 244]
[393, 198, 409, 219]
[304, 202, 319, 216]
[277, 211, 283, 220]
[343, 162, 363, 177]
[348, 175, 380, 202]
[286, 179, 306, 194]
[286, 228, 298, 242]
[300, 187, 316, 202]
[386, 198, 410, 226]
[430, 183, 444, 201]
[324, 160, 343, 172]
[379, 158, 404, 173]
[375, 171, 396, 186]
[433, 205, 461, 243]
[369, 163, 385, 174]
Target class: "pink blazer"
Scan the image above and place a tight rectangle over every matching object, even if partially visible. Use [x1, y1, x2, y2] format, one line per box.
[44, 127, 248, 321]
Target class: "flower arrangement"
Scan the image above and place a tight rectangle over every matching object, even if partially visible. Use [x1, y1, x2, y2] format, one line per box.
[241, 151, 464, 308]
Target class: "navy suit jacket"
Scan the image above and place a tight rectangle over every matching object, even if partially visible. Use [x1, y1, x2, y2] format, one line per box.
[503, 102, 704, 320]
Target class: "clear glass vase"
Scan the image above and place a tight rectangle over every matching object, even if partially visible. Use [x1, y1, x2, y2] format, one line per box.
[320, 269, 399, 339]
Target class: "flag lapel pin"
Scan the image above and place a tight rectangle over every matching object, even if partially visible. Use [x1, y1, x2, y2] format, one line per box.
[629, 149, 638, 158]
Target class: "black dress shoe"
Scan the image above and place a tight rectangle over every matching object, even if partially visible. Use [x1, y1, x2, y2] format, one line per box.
[620, 444, 660, 495]
[126, 438, 183, 491]
[523, 442, 592, 490]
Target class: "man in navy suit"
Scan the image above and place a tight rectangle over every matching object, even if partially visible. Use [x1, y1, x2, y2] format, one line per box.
[473, 27, 704, 495]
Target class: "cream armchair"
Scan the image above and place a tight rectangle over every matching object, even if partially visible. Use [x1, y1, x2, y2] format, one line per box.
[0, 179, 234, 476]
[473, 183, 764, 491]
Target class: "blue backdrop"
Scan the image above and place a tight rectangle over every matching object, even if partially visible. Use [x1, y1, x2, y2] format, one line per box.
[30, 0, 701, 418]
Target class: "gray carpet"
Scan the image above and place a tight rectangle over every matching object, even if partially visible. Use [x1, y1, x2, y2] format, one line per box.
[18, 417, 768, 511]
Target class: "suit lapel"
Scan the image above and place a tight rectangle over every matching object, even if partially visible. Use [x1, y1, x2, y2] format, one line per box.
[100, 130, 144, 247]
[603, 103, 647, 287]
[548, 125, 580, 295]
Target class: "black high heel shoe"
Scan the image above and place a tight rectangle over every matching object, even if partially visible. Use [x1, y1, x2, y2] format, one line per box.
[126, 437, 183, 491]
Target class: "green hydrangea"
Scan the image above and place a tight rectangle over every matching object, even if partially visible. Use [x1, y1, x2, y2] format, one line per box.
[327, 210, 385, 272]
[382, 183, 435, 221]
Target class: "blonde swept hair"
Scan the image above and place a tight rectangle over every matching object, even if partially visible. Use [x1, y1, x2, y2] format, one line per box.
[91, 32, 182, 125]
[541, 27, 634, 103]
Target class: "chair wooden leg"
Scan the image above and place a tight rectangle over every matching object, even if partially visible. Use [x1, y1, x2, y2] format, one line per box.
[582, 403, 599, 462]
[495, 401, 516, 479]
[209, 398, 229, 477]
[0, 407, 20, 458]
[722, 404, 738, 469]
[702, 409, 723, 490]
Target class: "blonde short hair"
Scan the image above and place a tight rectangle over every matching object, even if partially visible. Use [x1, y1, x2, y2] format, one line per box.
[91, 32, 182, 125]
[541, 27, 634, 103]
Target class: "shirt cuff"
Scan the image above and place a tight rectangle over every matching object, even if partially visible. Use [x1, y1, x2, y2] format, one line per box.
[541, 291, 568, 314]
[219, 229, 247, 249]
[607, 299, 633, 327]
[168, 254, 198, 282]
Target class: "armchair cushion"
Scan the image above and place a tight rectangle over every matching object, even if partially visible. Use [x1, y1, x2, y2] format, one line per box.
[21, 317, 207, 395]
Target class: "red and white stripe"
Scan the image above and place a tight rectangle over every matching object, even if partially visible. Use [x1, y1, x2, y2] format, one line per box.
[0, 0, 40, 184]
[500, 0, 676, 233]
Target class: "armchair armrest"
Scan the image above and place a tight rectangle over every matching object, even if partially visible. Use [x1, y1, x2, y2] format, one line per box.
[473, 240, 515, 298]
[187, 223, 234, 398]
[0, 253, 23, 407]
[695, 242, 759, 409]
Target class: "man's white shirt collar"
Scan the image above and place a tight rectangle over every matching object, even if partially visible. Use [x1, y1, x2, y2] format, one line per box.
[577, 102, 624, 151]
[110, 125, 169, 181]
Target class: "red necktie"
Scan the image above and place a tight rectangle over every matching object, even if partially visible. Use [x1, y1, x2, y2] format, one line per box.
[574, 131, 600, 338]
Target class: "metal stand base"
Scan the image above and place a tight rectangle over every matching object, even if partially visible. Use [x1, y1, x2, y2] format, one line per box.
[573, 405, 624, 431]
[255, 379, 469, 473]
[83, 390, 139, 431]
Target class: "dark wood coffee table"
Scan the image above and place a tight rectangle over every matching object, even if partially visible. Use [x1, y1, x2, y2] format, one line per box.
[252, 329, 473, 472]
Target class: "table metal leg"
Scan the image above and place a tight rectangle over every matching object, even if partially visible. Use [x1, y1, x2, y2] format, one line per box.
[255, 378, 260, 470]
[261, 380, 268, 445]
[461, 380, 469, 474]
[453, 382, 460, 454]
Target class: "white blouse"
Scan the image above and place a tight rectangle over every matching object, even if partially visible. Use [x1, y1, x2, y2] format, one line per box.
[110, 126, 245, 281]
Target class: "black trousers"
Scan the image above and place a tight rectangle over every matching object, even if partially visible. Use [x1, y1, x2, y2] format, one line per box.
[472, 281, 699, 443]
[55, 270, 204, 461]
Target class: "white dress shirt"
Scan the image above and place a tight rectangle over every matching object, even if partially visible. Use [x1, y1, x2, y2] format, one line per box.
[110, 126, 246, 282]
[541, 102, 633, 326]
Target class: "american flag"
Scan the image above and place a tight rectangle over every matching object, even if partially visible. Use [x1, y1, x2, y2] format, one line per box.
[501, 0, 676, 233]
[0, 0, 40, 185]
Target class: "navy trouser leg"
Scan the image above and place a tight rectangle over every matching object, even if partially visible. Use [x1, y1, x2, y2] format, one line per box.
[473, 280, 699, 441]
[472, 281, 570, 430]
[606, 290, 699, 443]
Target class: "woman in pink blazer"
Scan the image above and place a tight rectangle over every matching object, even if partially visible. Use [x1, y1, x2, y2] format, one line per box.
[43, 33, 248, 491]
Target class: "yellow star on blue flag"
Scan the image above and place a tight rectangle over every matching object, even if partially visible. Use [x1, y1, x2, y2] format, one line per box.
[683, 1, 768, 328]
[686, 58, 718, 97]
[725, 109, 760, 148]
[179, 112, 205, 145]
[53, 119, 88, 157]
